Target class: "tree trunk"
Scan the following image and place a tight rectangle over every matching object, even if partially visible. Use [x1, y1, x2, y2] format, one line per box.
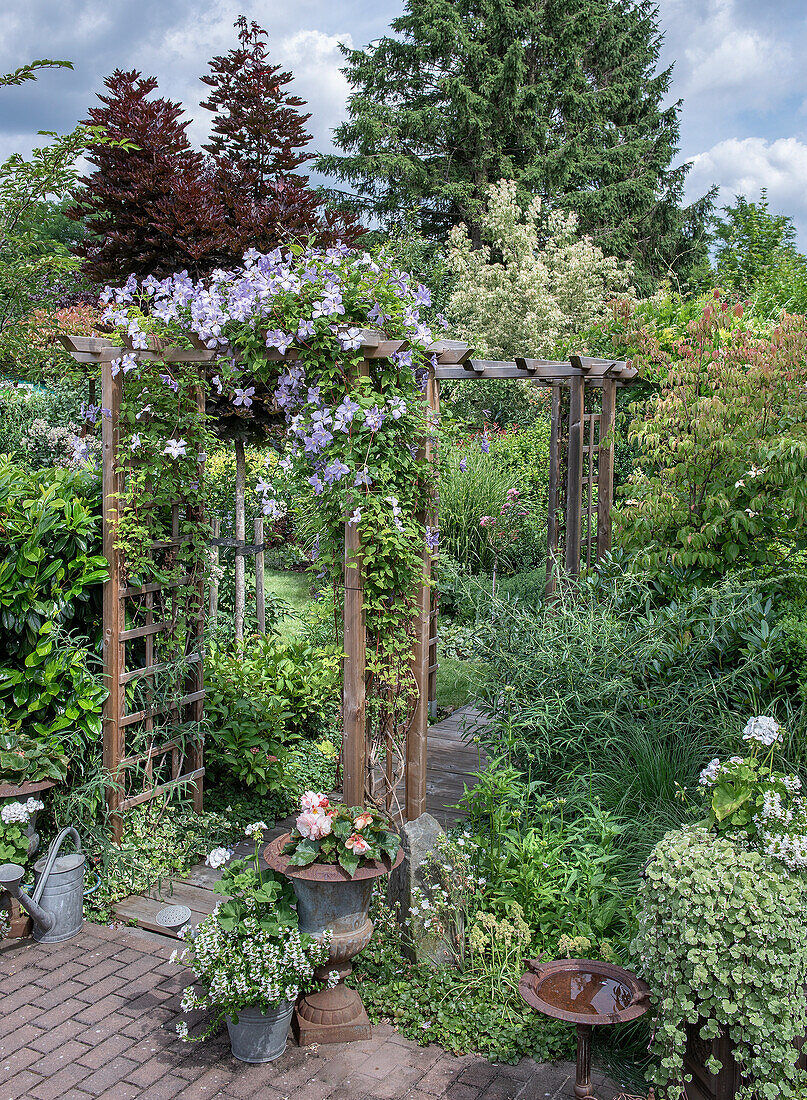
[234, 437, 246, 647]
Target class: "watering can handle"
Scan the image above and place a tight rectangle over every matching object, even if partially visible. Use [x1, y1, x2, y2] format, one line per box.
[32, 826, 82, 906]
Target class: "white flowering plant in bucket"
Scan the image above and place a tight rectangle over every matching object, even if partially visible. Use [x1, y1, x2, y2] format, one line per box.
[0, 797, 43, 862]
[282, 791, 400, 876]
[173, 822, 330, 1040]
[696, 715, 807, 870]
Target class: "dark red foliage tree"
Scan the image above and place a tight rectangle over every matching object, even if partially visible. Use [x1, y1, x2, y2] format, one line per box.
[200, 17, 365, 250]
[201, 16, 314, 192]
[70, 70, 221, 284]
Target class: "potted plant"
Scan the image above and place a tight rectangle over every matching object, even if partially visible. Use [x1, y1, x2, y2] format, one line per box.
[264, 791, 402, 1045]
[0, 723, 69, 799]
[635, 716, 807, 1099]
[173, 823, 330, 1062]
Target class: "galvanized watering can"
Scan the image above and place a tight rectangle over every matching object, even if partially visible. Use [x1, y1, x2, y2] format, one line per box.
[0, 826, 89, 943]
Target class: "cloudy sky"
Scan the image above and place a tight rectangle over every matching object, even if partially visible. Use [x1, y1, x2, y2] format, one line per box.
[2, 0, 807, 243]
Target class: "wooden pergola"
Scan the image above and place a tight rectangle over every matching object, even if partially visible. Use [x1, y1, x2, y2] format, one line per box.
[61, 331, 636, 836]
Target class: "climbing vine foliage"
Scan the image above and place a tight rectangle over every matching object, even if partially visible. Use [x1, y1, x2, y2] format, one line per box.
[634, 827, 807, 1099]
[102, 242, 441, 740]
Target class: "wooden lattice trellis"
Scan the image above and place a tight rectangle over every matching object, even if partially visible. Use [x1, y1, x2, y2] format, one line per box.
[62, 331, 636, 832]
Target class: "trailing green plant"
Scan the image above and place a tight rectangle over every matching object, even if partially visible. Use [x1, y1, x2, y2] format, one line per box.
[635, 827, 807, 1099]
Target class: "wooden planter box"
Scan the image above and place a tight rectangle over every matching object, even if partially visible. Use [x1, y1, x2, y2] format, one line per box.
[684, 1019, 807, 1099]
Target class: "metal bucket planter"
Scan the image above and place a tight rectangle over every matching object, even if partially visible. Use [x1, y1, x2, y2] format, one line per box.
[0, 780, 56, 938]
[226, 1002, 295, 1063]
[265, 833, 404, 1046]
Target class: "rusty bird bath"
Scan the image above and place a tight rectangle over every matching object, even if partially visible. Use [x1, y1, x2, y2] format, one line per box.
[519, 958, 650, 1098]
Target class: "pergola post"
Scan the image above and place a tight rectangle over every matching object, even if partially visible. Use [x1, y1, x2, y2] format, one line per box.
[597, 377, 617, 559]
[564, 374, 586, 575]
[406, 364, 439, 820]
[101, 358, 124, 844]
[342, 518, 366, 808]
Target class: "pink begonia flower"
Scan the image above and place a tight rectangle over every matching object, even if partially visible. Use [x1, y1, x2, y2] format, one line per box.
[506, 487, 519, 499]
[297, 812, 333, 840]
[353, 812, 374, 831]
[346, 833, 371, 855]
[301, 791, 329, 813]
[479, 516, 492, 527]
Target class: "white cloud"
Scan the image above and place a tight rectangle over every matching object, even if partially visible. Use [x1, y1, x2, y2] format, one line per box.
[686, 136, 807, 235]
[658, 0, 796, 109]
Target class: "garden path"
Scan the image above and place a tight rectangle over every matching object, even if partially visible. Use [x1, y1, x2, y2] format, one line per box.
[0, 922, 629, 1100]
[115, 704, 489, 935]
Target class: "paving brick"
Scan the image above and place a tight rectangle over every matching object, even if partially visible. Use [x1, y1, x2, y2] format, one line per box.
[477, 1072, 527, 1100]
[32, 980, 86, 1009]
[30, 960, 87, 988]
[0, 1022, 44, 1058]
[2, 1068, 44, 1099]
[457, 1062, 498, 1090]
[73, 993, 129, 1025]
[73, 959, 122, 986]
[79, 1057, 141, 1097]
[366, 1063, 427, 1098]
[0, 1042, 41, 1078]
[29, 1040, 93, 1078]
[29, 1018, 92, 1054]
[29, 1062, 92, 1100]
[417, 1055, 474, 1094]
[76, 1033, 135, 1069]
[92, 1084, 140, 1100]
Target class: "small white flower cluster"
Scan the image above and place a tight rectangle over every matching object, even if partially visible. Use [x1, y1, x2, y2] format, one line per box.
[753, 780, 807, 870]
[1, 798, 44, 825]
[742, 715, 781, 747]
[698, 759, 722, 787]
[204, 847, 233, 869]
[244, 821, 268, 838]
[174, 912, 330, 1040]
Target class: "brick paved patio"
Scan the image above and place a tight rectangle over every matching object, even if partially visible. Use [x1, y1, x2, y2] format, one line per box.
[0, 924, 629, 1100]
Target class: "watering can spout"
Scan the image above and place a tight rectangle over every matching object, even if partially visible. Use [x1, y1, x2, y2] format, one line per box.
[0, 863, 55, 934]
[0, 826, 85, 943]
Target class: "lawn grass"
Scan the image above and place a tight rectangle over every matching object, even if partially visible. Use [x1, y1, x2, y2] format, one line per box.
[264, 568, 314, 639]
[435, 657, 484, 711]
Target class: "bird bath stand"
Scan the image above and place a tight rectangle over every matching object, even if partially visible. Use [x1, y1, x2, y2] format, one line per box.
[518, 958, 650, 1099]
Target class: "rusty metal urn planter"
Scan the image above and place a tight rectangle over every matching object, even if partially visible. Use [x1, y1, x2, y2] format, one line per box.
[265, 833, 404, 1046]
[519, 958, 650, 1099]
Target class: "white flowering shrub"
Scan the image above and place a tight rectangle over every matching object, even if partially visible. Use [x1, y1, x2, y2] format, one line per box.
[0, 797, 43, 863]
[635, 827, 807, 1098]
[444, 180, 635, 360]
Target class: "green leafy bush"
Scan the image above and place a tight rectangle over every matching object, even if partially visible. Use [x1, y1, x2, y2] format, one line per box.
[476, 575, 797, 874]
[204, 635, 341, 794]
[635, 828, 807, 1098]
[0, 458, 105, 657]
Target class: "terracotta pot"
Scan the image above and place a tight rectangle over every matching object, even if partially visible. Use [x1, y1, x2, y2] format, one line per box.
[264, 833, 403, 1046]
[0, 778, 56, 799]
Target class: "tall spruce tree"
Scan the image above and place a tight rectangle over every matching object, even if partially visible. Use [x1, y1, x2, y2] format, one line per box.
[319, 0, 712, 286]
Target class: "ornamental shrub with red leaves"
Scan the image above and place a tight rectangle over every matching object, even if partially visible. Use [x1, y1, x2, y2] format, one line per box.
[615, 293, 807, 576]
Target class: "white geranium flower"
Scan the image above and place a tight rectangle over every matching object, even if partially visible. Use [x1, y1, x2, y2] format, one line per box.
[742, 716, 781, 747]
